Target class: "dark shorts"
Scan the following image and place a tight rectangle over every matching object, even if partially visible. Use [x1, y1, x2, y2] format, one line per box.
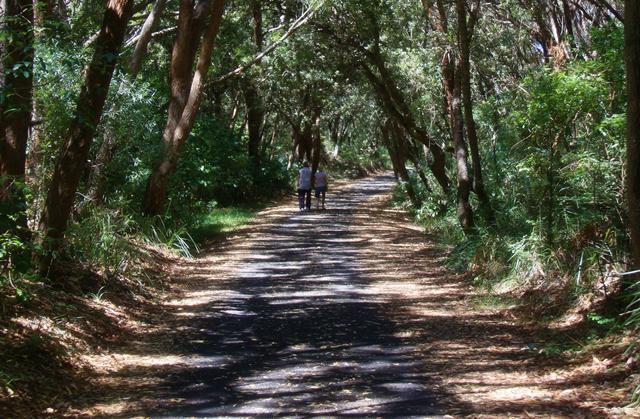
[315, 186, 327, 197]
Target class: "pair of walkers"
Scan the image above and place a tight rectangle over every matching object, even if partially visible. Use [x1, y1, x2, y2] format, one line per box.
[297, 162, 328, 211]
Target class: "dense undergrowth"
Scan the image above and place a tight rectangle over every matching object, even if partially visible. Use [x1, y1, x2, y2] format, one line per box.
[393, 20, 636, 369]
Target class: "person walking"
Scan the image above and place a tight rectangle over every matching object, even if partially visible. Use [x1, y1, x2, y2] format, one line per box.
[314, 167, 328, 210]
[297, 161, 312, 211]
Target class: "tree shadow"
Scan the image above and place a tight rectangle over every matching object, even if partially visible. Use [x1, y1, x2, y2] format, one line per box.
[80, 174, 615, 417]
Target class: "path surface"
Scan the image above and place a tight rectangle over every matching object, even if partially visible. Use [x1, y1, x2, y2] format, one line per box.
[86, 174, 619, 417]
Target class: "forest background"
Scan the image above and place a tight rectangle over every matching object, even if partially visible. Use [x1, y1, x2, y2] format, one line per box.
[2, 0, 640, 412]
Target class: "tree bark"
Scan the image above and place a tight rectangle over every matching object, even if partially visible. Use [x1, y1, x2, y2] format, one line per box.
[392, 120, 432, 194]
[456, 0, 493, 222]
[287, 121, 301, 169]
[625, 0, 640, 269]
[250, 0, 263, 49]
[143, 0, 226, 215]
[452, 60, 474, 232]
[0, 0, 33, 239]
[382, 121, 418, 206]
[160, 0, 210, 150]
[311, 110, 322, 173]
[86, 126, 118, 205]
[129, 0, 168, 76]
[244, 0, 264, 166]
[243, 80, 263, 165]
[33, 0, 52, 24]
[298, 120, 313, 163]
[588, 0, 624, 23]
[38, 0, 134, 274]
[1, 0, 34, 201]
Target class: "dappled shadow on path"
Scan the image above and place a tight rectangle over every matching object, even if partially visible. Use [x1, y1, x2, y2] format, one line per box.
[84, 174, 609, 417]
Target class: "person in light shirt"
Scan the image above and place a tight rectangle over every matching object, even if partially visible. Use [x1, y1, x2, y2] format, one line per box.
[314, 167, 328, 210]
[297, 161, 312, 211]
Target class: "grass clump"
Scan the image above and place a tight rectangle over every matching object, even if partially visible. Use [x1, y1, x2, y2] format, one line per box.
[190, 206, 259, 244]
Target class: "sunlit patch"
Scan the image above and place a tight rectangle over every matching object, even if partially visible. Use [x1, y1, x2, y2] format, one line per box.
[84, 353, 188, 369]
[485, 387, 552, 401]
[166, 289, 251, 307]
[188, 355, 239, 368]
[229, 398, 283, 415]
[380, 382, 427, 392]
[220, 309, 257, 316]
[277, 343, 317, 354]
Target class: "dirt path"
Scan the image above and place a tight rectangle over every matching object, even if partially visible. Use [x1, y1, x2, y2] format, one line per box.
[84, 174, 627, 417]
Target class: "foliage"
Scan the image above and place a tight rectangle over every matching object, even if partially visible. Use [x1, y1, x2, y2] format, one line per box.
[401, 23, 628, 313]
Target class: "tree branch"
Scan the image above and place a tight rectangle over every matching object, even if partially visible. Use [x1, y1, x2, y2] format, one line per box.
[129, 0, 169, 75]
[587, 0, 624, 23]
[209, 6, 315, 85]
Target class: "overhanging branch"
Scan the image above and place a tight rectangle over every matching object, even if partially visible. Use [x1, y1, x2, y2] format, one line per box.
[209, 6, 316, 85]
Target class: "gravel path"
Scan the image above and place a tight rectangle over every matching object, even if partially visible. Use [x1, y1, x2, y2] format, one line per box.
[88, 173, 620, 417]
[157, 174, 447, 416]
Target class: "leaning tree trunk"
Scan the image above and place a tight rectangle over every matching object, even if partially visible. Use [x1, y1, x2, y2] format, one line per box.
[360, 58, 450, 192]
[159, 0, 209, 151]
[129, 0, 168, 76]
[625, 0, 640, 269]
[143, 0, 226, 215]
[382, 121, 418, 206]
[38, 0, 134, 274]
[0, 0, 33, 220]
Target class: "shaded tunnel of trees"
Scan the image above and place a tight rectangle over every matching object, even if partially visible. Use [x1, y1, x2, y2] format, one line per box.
[1, 0, 640, 405]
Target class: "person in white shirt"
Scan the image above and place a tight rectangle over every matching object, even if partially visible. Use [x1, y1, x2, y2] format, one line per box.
[314, 168, 328, 210]
[297, 161, 312, 210]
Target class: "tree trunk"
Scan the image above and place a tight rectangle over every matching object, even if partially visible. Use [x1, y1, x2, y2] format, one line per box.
[86, 126, 118, 205]
[1, 0, 34, 207]
[456, 0, 493, 223]
[330, 116, 341, 159]
[382, 121, 418, 206]
[160, 0, 210, 150]
[129, 0, 168, 76]
[33, 0, 54, 25]
[287, 120, 301, 169]
[452, 61, 474, 232]
[26, 99, 43, 185]
[244, 0, 264, 166]
[243, 80, 263, 165]
[299, 120, 313, 163]
[38, 0, 134, 274]
[311, 111, 322, 173]
[143, 0, 226, 215]
[441, 47, 456, 137]
[625, 0, 640, 269]
[390, 120, 432, 194]
[1, 0, 33, 241]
